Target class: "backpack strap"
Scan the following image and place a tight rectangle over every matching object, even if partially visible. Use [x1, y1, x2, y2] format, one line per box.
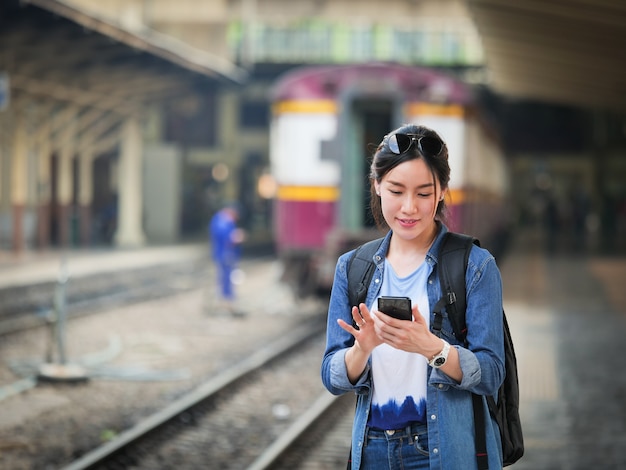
[347, 237, 384, 308]
[472, 393, 489, 470]
[433, 231, 489, 470]
[432, 232, 479, 341]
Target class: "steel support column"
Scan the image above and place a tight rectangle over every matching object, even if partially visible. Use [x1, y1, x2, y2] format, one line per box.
[11, 111, 27, 252]
[114, 114, 146, 247]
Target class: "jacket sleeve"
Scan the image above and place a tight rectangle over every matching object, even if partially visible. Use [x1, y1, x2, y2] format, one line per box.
[321, 253, 371, 396]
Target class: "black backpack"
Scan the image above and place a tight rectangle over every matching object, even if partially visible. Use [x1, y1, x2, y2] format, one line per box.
[347, 232, 524, 469]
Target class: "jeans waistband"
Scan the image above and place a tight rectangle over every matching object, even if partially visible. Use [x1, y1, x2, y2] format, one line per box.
[366, 422, 427, 440]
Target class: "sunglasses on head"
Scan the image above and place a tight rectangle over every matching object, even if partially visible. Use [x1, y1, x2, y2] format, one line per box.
[386, 133, 444, 157]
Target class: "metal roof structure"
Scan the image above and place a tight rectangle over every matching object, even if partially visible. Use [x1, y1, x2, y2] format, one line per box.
[0, 0, 249, 166]
[21, 0, 247, 84]
[467, 0, 626, 111]
[1, 0, 245, 122]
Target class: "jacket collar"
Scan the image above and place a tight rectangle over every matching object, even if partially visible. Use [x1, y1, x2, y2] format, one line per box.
[373, 221, 449, 266]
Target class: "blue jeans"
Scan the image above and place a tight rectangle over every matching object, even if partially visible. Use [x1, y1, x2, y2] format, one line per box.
[361, 423, 429, 470]
[216, 261, 234, 299]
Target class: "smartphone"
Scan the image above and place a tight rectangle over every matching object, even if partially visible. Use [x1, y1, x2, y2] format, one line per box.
[377, 296, 412, 321]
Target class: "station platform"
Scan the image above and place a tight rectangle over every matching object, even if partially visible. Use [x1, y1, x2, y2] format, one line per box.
[0, 243, 209, 290]
[497, 231, 626, 469]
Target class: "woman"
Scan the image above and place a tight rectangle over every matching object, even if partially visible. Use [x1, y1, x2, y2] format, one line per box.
[321, 124, 505, 469]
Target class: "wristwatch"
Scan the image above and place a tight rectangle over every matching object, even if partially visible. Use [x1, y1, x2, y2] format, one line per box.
[428, 340, 450, 368]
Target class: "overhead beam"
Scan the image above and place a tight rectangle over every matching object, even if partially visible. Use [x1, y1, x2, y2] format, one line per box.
[22, 0, 246, 84]
[469, 0, 626, 27]
[10, 74, 141, 115]
[467, 0, 626, 110]
[480, 41, 626, 81]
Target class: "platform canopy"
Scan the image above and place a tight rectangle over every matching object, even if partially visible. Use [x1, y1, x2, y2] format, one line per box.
[467, 0, 626, 111]
[0, 0, 245, 129]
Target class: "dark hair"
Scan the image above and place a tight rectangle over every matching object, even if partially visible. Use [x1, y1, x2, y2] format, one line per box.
[369, 123, 450, 230]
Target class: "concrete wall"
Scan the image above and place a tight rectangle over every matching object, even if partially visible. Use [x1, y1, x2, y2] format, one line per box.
[143, 144, 182, 243]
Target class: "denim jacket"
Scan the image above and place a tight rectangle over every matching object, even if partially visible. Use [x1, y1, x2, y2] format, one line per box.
[321, 224, 505, 469]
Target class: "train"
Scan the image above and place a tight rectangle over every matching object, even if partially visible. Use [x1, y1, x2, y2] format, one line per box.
[269, 63, 510, 297]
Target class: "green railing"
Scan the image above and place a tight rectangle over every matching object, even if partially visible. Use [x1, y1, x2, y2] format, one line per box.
[228, 19, 484, 66]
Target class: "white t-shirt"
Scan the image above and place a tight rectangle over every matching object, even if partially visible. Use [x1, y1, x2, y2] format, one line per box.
[367, 259, 430, 430]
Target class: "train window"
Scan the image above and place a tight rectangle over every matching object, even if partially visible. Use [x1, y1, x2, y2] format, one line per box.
[239, 100, 270, 129]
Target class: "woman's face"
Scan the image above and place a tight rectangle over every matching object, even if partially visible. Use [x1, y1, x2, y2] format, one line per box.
[374, 158, 446, 241]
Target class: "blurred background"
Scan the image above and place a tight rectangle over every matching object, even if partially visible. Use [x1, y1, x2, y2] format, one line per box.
[0, 0, 624, 256]
[0, 1, 625, 469]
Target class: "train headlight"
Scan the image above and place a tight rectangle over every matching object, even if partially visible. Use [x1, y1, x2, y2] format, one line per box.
[257, 173, 277, 199]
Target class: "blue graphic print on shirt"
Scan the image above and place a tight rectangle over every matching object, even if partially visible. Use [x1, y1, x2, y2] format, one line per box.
[368, 395, 427, 429]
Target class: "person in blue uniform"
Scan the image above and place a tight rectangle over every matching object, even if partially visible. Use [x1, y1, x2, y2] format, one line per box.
[321, 124, 505, 469]
[209, 203, 245, 317]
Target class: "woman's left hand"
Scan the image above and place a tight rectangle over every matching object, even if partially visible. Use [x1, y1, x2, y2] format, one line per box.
[373, 305, 440, 357]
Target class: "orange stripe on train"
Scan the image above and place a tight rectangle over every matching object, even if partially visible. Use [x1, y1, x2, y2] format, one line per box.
[276, 186, 339, 202]
[405, 103, 465, 117]
[273, 100, 338, 114]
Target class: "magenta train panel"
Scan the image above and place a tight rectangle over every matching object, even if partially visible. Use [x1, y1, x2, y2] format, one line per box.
[271, 63, 474, 104]
[275, 199, 336, 251]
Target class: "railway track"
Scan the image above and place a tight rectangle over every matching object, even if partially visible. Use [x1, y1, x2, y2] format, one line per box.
[60, 316, 336, 470]
[0, 255, 337, 469]
[248, 391, 354, 470]
[0, 260, 209, 336]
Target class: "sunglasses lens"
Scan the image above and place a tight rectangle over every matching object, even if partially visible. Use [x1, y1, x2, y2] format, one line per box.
[388, 134, 412, 154]
[419, 136, 443, 156]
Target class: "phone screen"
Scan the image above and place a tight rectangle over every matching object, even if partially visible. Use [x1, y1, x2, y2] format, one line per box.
[377, 296, 412, 321]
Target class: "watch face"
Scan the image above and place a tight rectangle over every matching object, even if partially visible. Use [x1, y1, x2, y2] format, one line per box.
[434, 357, 446, 367]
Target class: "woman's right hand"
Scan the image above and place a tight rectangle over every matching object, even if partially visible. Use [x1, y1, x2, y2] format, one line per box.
[337, 303, 382, 355]
[338, 303, 382, 384]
